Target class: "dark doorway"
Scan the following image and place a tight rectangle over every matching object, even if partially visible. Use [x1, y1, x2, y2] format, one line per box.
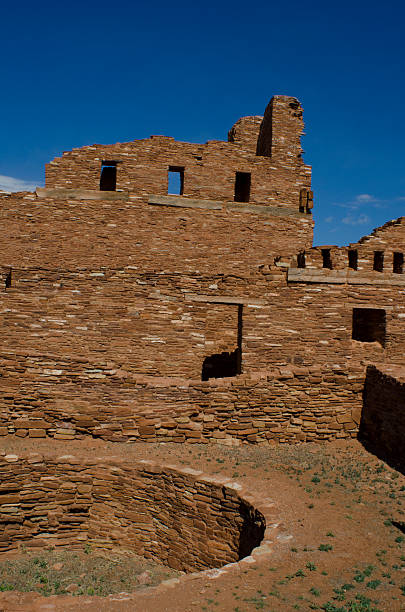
[234, 172, 251, 203]
[321, 248, 332, 269]
[373, 251, 384, 272]
[393, 252, 403, 274]
[348, 249, 358, 270]
[100, 161, 117, 191]
[352, 308, 386, 346]
[297, 251, 306, 268]
[202, 304, 243, 381]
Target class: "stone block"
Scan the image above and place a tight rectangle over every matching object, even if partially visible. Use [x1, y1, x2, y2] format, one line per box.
[28, 429, 46, 438]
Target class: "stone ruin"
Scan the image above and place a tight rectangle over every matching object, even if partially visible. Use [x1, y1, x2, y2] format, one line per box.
[0, 94, 404, 465]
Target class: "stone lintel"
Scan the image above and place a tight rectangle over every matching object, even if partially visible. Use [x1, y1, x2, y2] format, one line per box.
[37, 188, 129, 200]
[149, 195, 309, 218]
[149, 195, 222, 210]
[185, 294, 265, 305]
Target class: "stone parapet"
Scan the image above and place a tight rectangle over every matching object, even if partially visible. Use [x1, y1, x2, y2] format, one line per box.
[0, 365, 363, 445]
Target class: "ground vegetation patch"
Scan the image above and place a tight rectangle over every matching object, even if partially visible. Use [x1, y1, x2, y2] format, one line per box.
[0, 548, 179, 597]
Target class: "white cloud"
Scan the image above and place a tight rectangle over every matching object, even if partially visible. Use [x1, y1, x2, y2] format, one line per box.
[355, 193, 376, 203]
[0, 175, 39, 193]
[342, 213, 371, 226]
[324, 216, 334, 223]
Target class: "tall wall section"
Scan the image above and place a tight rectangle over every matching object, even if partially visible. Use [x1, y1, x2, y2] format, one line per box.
[1, 95, 404, 445]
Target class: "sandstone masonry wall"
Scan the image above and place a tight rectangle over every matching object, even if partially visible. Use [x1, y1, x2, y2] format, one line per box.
[0, 192, 313, 273]
[45, 96, 311, 215]
[1, 95, 404, 448]
[0, 365, 363, 444]
[0, 455, 265, 571]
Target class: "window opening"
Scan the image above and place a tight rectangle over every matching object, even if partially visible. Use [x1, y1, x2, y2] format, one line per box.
[348, 249, 358, 270]
[168, 166, 184, 195]
[5, 269, 11, 290]
[297, 252, 306, 268]
[234, 172, 251, 203]
[373, 251, 384, 272]
[100, 160, 117, 191]
[321, 249, 332, 269]
[393, 252, 403, 274]
[202, 305, 243, 381]
[352, 308, 386, 347]
[299, 188, 313, 214]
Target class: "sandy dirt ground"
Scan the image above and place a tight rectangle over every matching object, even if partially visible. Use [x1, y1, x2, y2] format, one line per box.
[1, 437, 405, 612]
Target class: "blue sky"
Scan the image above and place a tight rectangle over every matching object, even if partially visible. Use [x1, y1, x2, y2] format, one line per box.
[0, 0, 404, 246]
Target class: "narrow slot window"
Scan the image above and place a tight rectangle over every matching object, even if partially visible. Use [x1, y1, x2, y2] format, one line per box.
[168, 166, 184, 195]
[352, 308, 386, 347]
[234, 172, 251, 203]
[393, 252, 403, 274]
[321, 248, 332, 269]
[373, 251, 384, 272]
[348, 249, 358, 270]
[100, 161, 117, 191]
[297, 252, 306, 268]
[5, 269, 11, 290]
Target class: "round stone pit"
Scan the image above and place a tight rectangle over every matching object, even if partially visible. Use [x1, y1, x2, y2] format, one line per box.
[0, 453, 277, 577]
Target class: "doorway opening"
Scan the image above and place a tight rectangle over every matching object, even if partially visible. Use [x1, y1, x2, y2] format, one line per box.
[234, 172, 251, 203]
[202, 305, 243, 381]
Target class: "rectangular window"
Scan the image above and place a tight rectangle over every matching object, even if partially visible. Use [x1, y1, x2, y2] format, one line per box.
[352, 308, 386, 347]
[100, 160, 117, 191]
[168, 166, 184, 195]
[297, 251, 306, 268]
[393, 252, 403, 274]
[234, 172, 251, 203]
[321, 248, 332, 269]
[373, 251, 384, 272]
[348, 249, 358, 270]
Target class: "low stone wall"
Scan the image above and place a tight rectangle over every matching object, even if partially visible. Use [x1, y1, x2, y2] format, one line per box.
[0, 454, 266, 572]
[0, 365, 364, 444]
[360, 365, 405, 472]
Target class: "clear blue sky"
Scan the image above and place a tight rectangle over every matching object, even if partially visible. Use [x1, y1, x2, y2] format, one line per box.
[0, 0, 404, 246]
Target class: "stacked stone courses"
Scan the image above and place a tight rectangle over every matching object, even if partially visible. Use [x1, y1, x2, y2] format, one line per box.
[0, 94, 404, 449]
[0, 454, 266, 571]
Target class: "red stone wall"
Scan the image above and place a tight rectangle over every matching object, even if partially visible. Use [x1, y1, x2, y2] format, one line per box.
[0, 363, 363, 444]
[45, 96, 311, 215]
[1, 263, 404, 382]
[0, 455, 265, 571]
[1, 95, 404, 448]
[0, 192, 313, 273]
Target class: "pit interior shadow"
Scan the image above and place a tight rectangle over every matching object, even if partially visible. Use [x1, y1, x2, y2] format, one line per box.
[238, 502, 266, 560]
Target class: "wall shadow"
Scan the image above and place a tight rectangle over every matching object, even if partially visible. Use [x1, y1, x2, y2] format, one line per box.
[358, 365, 405, 475]
[201, 348, 240, 381]
[238, 501, 266, 560]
